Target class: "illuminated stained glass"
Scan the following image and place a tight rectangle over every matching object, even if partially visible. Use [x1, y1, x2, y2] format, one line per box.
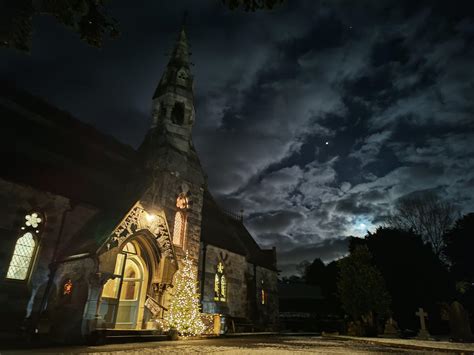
[176, 194, 188, 209]
[6, 232, 36, 280]
[214, 274, 220, 301]
[173, 211, 186, 246]
[25, 213, 42, 228]
[63, 279, 73, 295]
[214, 262, 227, 302]
[122, 242, 136, 254]
[220, 275, 226, 301]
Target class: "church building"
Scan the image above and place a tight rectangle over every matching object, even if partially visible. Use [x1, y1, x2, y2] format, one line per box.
[0, 27, 278, 344]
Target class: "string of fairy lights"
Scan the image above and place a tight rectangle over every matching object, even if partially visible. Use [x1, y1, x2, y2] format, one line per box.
[159, 253, 206, 336]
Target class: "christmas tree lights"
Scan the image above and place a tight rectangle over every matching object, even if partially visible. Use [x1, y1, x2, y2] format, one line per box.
[161, 252, 205, 336]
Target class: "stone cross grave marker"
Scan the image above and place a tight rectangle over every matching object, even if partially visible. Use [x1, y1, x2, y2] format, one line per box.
[415, 307, 430, 340]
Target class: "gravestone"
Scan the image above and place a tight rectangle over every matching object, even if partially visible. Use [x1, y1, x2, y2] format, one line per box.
[415, 307, 431, 340]
[448, 301, 473, 342]
[382, 317, 399, 338]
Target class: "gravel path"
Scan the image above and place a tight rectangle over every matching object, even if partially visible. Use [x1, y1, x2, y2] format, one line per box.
[1, 336, 464, 354]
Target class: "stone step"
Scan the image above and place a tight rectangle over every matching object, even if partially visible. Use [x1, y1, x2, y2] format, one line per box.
[95, 329, 169, 344]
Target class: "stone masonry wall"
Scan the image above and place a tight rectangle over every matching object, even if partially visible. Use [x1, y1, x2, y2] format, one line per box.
[0, 178, 99, 335]
[255, 265, 279, 330]
[200, 245, 248, 318]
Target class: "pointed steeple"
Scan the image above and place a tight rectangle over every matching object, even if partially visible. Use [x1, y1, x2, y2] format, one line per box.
[153, 26, 193, 100]
[142, 24, 197, 160]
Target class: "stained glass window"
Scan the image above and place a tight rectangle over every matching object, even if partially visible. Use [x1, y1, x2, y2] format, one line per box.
[122, 242, 137, 254]
[6, 211, 43, 281]
[6, 232, 36, 280]
[173, 211, 185, 246]
[176, 194, 188, 209]
[63, 279, 73, 296]
[220, 275, 226, 301]
[214, 262, 226, 302]
[214, 274, 219, 300]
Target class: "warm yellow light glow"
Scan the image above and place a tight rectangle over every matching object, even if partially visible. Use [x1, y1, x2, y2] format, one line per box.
[220, 275, 226, 302]
[214, 262, 226, 302]
[173, 211, 186, 246]
[63, 279, 73, 295]
[145, 212, 156, 223]
[159, 253, 205, 336]
[176, 194, 189, 209]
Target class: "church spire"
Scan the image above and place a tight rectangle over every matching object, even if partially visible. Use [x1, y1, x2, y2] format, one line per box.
[152, 25, 193, 101]
[144, 24, 196, 158]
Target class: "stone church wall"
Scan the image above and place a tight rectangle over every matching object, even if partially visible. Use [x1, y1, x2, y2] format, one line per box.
[0, 178, 99, 338]
[200, 245, 248, 319]
[47, 256, 97, 343]
[157, 171, 204, 266]
[254, 265, 279, 330]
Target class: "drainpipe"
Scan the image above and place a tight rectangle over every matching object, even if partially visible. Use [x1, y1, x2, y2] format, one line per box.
[36, 201, 75, 327]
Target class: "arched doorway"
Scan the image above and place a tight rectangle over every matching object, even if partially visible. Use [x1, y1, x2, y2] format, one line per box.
[100, 240, 149, 330]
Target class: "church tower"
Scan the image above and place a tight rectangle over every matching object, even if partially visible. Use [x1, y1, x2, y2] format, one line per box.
[139, 25, 205, 266]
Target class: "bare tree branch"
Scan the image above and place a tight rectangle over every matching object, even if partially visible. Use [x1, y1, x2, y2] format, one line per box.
[387, 192, 457, 257]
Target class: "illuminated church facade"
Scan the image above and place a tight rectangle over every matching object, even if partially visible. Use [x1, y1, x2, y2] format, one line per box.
[0, 27, 278, 344]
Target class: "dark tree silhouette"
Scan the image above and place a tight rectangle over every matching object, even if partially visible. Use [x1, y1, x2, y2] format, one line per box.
[1, 0, 285, 53]
[304, 258, 342, 316]
[1, 0, 120, 52]
[352, 227, 453, 332]
[387, 192, 457, 256]
[337, 245, 391, 331]
[304, 258, 325, 284]
[444, 213, 474, 283]
[443, 213, 474, 319]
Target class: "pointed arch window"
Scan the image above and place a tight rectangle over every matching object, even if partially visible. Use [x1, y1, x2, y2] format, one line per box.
[172, 194, 188, 247]
[261, 280, 266, 305]
[6, 212, 43, 280]
[214, 261, 226, 302]
[171, 102, 185, 125]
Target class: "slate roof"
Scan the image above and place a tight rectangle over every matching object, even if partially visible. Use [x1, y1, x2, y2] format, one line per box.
[0, 82, 139, 209]
[0, 82, 148, 259]
[1, 83, 277, 270]
[201, 190, 277, 271]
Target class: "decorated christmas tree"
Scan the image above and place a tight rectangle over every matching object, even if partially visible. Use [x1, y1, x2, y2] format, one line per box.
[163, 252, 205, 336]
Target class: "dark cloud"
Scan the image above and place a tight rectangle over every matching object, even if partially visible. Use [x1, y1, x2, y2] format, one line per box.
[2, 0, 474, 275]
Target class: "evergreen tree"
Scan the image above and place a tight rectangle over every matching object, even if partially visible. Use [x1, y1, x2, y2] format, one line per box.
[163, 253, 205, 336]
[337, 246, 391, 329]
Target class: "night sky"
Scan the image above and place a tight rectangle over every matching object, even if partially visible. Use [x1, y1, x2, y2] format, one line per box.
[2, 1, 474, 275]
